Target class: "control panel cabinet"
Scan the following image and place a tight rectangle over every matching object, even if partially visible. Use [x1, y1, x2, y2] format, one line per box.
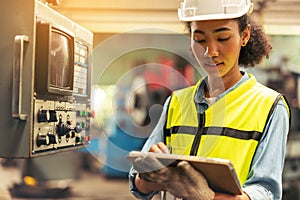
[0, 0, 93, 158]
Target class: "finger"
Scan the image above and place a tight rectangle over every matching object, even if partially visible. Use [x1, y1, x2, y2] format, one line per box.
[142, 167, 171, 184]
[139, 168, 169, 183]
[133, 155, 166, 173]
[139, 172, 156, 182]
[138, 165, 171, 183]
[132, 157, 148, 172]
[177, 161, 206, 179]
[157, 142, 169, 154]
[149, 144, 163, 153]
[177, 161, 209, 185]
[133, 157, 156, 173]
[177, 161, 197, 174]
[176, 160, 191, 169]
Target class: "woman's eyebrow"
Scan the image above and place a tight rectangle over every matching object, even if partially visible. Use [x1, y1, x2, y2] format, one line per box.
[193, 27, 232, 34]
[193, 30, 204, 34]
[213, 27, 232, 33]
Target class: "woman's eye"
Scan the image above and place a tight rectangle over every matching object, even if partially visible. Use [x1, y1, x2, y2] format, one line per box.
[193, 38, 205, 43]
[218, 37, 230, 42]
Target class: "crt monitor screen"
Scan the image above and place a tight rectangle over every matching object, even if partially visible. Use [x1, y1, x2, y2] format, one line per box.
[49, 29, 73, 90]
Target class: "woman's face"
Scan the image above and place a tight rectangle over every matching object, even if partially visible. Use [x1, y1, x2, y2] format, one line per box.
[191, 19, 249, 79]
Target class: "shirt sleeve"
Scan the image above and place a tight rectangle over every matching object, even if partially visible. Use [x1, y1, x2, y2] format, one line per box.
[128, 97, 171, 199]
[243, 99, 290, 200]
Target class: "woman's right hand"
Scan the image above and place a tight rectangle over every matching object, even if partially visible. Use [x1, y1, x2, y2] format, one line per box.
[148, 142, 170, 154]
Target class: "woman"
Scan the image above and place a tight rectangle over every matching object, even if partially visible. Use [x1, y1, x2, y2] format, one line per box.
[129, 0, 290, 199]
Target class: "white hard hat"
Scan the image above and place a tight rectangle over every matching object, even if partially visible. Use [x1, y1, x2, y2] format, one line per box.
[178, 0, 253, 21]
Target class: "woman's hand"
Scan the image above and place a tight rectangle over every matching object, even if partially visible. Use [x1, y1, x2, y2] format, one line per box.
[148, 142, 170, 153]
[133, 142, 169, 194]
[133, 149, 214, 199]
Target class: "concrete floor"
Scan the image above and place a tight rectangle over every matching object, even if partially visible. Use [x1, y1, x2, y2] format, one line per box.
[0, 159, 140, 200]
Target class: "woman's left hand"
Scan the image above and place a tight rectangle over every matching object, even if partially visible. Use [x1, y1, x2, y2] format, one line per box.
[133, 154, 215, 200]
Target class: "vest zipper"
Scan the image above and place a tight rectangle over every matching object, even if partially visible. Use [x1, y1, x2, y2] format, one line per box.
[189, 113, 205, 156]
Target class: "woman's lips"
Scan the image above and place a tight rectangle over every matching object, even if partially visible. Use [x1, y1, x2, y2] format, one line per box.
[205, 62, 223, 69]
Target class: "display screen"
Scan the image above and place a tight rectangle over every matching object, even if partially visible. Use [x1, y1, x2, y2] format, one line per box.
[49, 30, 72, 89]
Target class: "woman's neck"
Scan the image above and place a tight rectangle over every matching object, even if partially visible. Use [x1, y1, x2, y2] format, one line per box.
[205, 71, 243, 97]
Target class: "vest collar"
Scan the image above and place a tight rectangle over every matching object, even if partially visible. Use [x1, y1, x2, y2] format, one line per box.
[194, 72, 254, 103]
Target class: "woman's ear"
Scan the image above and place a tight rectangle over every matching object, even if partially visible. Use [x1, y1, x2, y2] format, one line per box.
[241, 24, 251, 46]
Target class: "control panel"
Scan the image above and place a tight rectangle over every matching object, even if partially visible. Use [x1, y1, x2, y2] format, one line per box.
[33, 99, 93, 154]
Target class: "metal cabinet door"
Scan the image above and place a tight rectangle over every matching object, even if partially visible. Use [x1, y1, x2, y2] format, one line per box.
[0, 0, 35, 158]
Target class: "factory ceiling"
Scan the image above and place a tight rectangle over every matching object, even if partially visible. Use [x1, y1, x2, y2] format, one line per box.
[49, 0, 300, 35]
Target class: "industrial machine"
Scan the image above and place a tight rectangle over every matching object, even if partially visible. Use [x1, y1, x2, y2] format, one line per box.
[0, 0, 93, 158]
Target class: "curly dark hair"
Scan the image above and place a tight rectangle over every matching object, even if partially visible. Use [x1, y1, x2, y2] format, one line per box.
[236, 14, 272, 67]
[185, 14, 272, 68]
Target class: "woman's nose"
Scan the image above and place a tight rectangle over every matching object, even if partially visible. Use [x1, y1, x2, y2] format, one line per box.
[204, 44, 218, 58]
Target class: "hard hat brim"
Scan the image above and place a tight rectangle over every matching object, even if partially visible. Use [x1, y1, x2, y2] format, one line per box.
[178, 3, 253, 22]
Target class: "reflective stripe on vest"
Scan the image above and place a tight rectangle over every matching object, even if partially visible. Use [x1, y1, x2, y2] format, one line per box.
[165, 74, 289, 186]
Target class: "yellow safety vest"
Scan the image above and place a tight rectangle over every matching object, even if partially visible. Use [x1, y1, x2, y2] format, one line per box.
[164, 74, 290, 186]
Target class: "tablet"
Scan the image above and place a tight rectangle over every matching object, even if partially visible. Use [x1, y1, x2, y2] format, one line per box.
[127, 151, 242, 195]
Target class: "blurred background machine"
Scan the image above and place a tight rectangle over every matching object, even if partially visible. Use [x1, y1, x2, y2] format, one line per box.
[247, 35, 300, 199]
[94, 54, 197, 178]
[0, 0, 93, 198]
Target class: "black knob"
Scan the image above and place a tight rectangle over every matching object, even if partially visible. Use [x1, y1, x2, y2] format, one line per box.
[48, 110, 57, 122]
[37, 110, 49, 122]
[47, 133, 58, 144]
[74, 124, 82, 133]
[36, 134, 49, 147]
[56, 122, 71, 137]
